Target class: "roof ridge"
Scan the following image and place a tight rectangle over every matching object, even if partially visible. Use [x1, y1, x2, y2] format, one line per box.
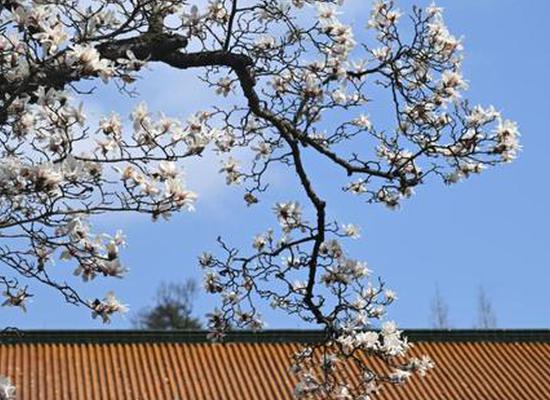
[1, 329, 549, 344]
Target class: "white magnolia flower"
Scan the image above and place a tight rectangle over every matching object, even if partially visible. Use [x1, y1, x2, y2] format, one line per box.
[410, 355, 435, 376]
[68, 44, 113, 79]
[253, 234, 267, 250]
[347, 180, 367, 195]
[274, 202, 302, 232]
[291, 280, 308, 294]
[385, 289, 397, 302]
[439, 70, 468, 100]
[90, 291, 128, 323]
[2, 288, 31, 312]
[466, 105, 499, 127]
[164, 179, 197, 210]
[317, 4, 341, 22]
[352, 115, 373, 130]
[336, 334, 355, 355]
[426, 2, 444, 17]
[99, 258, 127, 278]
[33, 22, 67, 54]
[335, 386, 352, 400]
[342, 224, 361, 239]
[158, 161, 179, 180]
[213, 129, 236, 153]
[371, 46, 391, 61]
[199, 252, 214, 268]
[389, 368, 412, 384]
[494, 118, 521, 162]
[215, 77, 233, 97]
[219, 157, 241, 185]
[355, 331, 379, 349]
[255, 35, 277, 51]
[331, 89, 348, 104]
[0, 376, 15, 400]
[61, 156, 85, 181]
[208, 0, 228, 23]
[252, 141, 272, 159]
[99, 113, 123, 138]
[380, 321, 409, 356]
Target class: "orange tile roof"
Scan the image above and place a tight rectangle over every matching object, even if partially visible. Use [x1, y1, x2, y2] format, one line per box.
[0, 330, 548, 400]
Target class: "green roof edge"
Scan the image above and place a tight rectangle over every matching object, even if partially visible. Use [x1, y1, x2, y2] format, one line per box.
[0, 329, 549, 344]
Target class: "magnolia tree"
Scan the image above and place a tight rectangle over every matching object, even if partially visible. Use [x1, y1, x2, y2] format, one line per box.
[0, 0, 519, 398]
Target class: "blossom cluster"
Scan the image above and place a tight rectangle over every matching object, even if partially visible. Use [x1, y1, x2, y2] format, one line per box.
[292, 322, 435, 399]
[200, 197, 434, 398]
[0, 2, 208, 321]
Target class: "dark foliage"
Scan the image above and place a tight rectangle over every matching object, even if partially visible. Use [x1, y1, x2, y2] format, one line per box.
[133, 279, 201, 330]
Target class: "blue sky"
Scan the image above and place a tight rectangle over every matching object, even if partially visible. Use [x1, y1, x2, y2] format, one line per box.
[4, 0, 549, 330]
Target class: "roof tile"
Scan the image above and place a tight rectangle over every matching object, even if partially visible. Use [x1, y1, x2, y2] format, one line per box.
[0, 330, 548, 400]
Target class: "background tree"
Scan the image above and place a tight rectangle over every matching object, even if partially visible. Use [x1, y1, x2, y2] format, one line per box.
[132, 279, 201, 330]
[475, 286, 497, 329]
[430, 285, 450, 329]
[0, 0, 519, 398]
